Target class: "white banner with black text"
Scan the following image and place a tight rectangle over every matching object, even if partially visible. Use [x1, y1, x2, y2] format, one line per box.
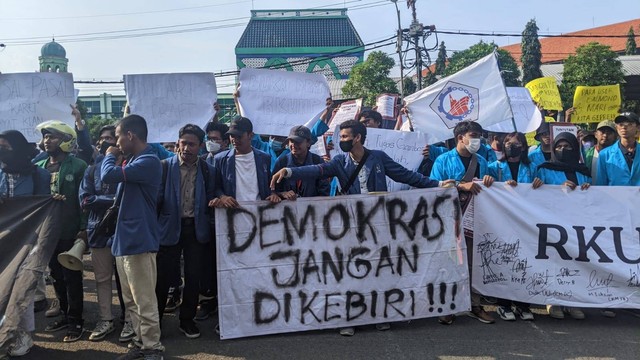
[216, 188, 470, 339]
[473, 184, 640, 308]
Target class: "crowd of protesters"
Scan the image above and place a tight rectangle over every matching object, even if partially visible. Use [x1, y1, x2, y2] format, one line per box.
[0, 91, 639, 359]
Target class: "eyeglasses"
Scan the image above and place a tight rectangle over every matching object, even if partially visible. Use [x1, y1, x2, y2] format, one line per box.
[616, 122, 636, 128]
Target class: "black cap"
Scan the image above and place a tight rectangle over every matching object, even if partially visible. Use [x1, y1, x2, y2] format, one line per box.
[286, 125, 312, 143]
[226, 116, 253, 136]
[614, 112, 640, 124]
[534, 122, 550, 141]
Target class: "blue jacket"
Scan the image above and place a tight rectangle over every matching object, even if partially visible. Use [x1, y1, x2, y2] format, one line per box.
[213, 148, 273, 200]
[289, 149, 439, 194]
[101, 145, 162, 257]
[477, 143, 497, 163]
[430, 149, 489, 181]
[272, 151, 330, 197]
[596, 140, 640, 186]
[79, 159, 117, 248]
[149, 143, 176, 160]
[537, 168, 591, 186]
[487, 161, 537, 183]
[0, 167, 50, 197]
[528, 146, 549, 168]
[157, 156, 215, 246]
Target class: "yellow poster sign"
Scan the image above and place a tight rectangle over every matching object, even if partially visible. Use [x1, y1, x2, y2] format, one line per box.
[572, 84, 621, 123]
[525, 77, 563, 111]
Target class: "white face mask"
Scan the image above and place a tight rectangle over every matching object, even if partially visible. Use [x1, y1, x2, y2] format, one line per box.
[465, 138, 481, 154]
[206, 140, 221, 154]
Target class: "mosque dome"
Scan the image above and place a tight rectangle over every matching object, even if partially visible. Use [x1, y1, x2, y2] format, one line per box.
[41, 40, 66, 58]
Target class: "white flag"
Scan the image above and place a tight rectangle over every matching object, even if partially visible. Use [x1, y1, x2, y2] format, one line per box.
[404, 52, 512, 144]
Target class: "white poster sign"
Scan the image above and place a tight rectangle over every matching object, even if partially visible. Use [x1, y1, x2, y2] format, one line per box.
[473, 184, 640, 308]
[404, 53, 513, 144]
[376, 94, 398, 120]
[329, 99, 362, 129]
[485, 87, 542, 133]
[329, 128, 429, 192]
[238, 68, 330, 137]
[216, 188, 470, 339]
[309, 136, 328, 157]
[124, 73, 217, 142]
[0, 72, 75, 142]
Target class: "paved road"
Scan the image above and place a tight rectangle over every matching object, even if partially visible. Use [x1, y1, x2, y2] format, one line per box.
[20, 257, 640, 360]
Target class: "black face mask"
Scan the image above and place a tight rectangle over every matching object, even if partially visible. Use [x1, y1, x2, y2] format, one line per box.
[99, 142, 116, 155]
[339, 140, 354, 153]
[0, 149, 31, 174]
[555, 148, 579, 163]
[505, 145, 522, 158]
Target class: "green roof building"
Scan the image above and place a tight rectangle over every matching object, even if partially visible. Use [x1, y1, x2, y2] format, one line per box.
[235, 9, 364, 80]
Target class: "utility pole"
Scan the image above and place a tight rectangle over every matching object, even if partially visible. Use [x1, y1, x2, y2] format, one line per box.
[397, 0, 436, 90]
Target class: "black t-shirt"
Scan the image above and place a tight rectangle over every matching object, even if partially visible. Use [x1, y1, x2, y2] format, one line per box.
[618, 141, 636, 170]
[459, 154, 480, 178]
[507, 161, 520, 181]
[543, 151, 551, 161]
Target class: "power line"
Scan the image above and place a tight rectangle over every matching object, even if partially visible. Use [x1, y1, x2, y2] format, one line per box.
[434, 30, 638, 39]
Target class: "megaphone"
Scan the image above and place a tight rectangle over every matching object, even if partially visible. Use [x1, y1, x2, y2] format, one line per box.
[57, 239, 86, 271]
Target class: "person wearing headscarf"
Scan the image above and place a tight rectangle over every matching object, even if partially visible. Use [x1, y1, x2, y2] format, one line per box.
[532, 132, 590, 320]
[535, 132, 591, 190]
[0, 130, 51, 357]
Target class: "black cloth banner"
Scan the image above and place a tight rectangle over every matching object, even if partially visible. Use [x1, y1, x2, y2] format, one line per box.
[0, 196, 62, 347]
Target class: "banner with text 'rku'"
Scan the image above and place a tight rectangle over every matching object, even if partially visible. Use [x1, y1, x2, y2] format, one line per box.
[216, 188, 470, 339]
[473, 184, 640, 308]
[404, 52, 512, 145]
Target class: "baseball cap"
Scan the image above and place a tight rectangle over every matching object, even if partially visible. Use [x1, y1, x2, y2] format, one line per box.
[226, 116, 253, 136]
[614, 112, 640, 124]
[596, 120, 616, 132]
[286, 125, 312, 143]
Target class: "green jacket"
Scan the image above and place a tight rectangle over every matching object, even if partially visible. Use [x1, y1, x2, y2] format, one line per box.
[585, 146, 596, 172]
[37, 155, 88, 239]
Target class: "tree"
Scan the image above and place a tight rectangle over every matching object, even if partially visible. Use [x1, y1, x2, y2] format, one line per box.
[626, 26, 637, 55]
[435, 41, 447, 75]
[444, 41, 521, 86]
[87, 115, 116, 143]
[402, 77, 417, 96]
[342, 51, 398, 106]
[559, 42, 625, 109]
[521, 19, 543, 84]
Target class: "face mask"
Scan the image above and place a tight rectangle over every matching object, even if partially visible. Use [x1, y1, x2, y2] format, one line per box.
[505, 146, 522, 158]
[555, 148, 578, 163]
[271, 140, 283, 153]
[206, 140, 221, 154]
[465, 138, 481, 154]
[582, 142, 593, 151]
[99, 142, 116, 155]
[339, 140, 354, 153]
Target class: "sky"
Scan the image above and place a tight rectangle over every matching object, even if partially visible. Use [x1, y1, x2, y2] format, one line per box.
[0, 0, 638, 96]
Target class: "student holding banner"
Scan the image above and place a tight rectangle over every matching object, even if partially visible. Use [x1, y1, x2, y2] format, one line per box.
[211, 116, 281, 207]
[270, 120, 452, 336]
[486, 132, 538, 321]
[533, 131, 590, 320]
[596, 112, 640, 186]
[429, 120, 495, 325]
[0, 130, 51, 357]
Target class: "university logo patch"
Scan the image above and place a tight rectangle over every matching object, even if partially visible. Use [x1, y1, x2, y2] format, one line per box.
[429, 81, 479, 129]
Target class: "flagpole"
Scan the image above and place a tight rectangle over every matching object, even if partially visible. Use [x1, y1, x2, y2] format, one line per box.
[494, 51, 518, 132]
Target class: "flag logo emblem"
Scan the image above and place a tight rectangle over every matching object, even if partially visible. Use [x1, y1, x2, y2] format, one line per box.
[430, 81, 479, 128]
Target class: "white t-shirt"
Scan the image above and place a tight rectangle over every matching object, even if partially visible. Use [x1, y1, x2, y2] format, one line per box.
[235, 151, 260, 202]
